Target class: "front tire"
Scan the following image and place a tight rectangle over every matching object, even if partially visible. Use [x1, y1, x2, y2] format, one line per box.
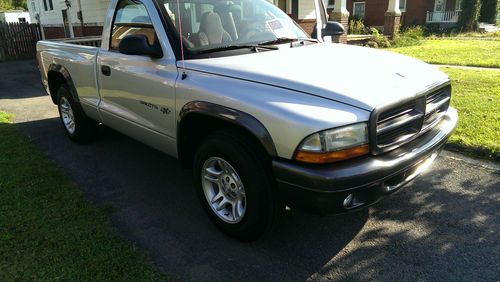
[57, 84, 97, 143]
[194, 130, 280, 241]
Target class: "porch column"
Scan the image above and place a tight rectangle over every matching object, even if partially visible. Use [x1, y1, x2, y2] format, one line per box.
[384, 0, 401, 36]
[329, 0, 349, 43]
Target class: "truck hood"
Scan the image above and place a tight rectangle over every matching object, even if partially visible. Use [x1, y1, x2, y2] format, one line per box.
[181, 43, 449, 111]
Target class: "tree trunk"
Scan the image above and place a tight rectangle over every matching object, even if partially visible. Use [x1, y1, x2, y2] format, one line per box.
[458, 0, 482, 31]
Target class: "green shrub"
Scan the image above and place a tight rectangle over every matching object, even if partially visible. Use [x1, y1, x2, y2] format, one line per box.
[391, 26, 424, 47]
[479, 0, 498, 24]
[365, 27, 391, 48]
[348, 17, 368, 35]
[424, 23, 459, 35]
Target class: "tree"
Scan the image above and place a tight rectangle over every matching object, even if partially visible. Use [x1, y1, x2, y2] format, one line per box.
[458, 0, 482, 31]
[479, 0, 499, 24]
[0, 0, 13, 10]
[12, 0, 27, 9]
[0, 0, 27, 10]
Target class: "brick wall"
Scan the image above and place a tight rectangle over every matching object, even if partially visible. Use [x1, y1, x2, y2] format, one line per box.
[347, 0, 388, 26]
[73, 25, 103, 37]
[347, 0, 433, 27]
[297, 19, 316, 36]
[384, 13, 401, 35]
[42, 25, 103, 39]
[43, 26, 66, 39]
[402, 0, 435, 26]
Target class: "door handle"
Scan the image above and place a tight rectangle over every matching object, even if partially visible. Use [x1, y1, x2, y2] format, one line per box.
[101, 65, 111, 76]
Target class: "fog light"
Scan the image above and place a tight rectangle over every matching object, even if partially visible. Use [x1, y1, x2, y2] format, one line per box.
[343, 194, 354, 208]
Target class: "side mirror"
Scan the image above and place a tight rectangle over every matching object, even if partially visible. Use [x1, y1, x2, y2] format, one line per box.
[322, 21, 345, 37]
[118, 35, 163, 58]
[312, 21, 345, 40]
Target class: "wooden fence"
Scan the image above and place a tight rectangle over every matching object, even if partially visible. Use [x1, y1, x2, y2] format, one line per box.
[0, 22, 42, 62]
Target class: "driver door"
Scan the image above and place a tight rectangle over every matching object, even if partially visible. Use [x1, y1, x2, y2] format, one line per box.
[97, 0, 178, 156]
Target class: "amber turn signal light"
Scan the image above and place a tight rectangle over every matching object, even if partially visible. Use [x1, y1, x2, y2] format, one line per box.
[294, 144, 369, 164]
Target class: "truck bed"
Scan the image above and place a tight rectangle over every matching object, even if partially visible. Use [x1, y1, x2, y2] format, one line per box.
[45, 36, 102, 47]
[37, 36, 102, 120]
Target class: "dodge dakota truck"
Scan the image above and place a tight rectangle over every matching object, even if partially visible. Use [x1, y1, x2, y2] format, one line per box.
[37, 0, 457, 241]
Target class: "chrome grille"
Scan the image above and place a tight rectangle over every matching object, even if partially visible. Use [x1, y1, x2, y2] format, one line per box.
[376, 100, 423, 148]
[370, 84, 451, 154]
[423, 86, 451, 132]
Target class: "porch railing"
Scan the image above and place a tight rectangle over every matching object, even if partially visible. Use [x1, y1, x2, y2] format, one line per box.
[426, 11, 461, 23]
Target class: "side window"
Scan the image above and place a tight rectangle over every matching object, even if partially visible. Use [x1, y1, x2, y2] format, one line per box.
[110, 0, 158, 50]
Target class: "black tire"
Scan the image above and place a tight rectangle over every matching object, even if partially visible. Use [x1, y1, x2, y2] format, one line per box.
[194, 129, 281, 241]
[57, 84, 98, 143]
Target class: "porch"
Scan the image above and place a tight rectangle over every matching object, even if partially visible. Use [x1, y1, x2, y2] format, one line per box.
[426, 0, 462, 23]
[426, 10, 461, 23]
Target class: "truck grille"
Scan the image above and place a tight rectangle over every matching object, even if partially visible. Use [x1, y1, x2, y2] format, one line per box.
[370, 84, 451, 154]
[423, 86, 451, 132]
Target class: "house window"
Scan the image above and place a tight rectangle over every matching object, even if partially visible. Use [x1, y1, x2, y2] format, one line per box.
[455, 0, 462, 11]
[399, 0, 407, 12]
[327, 0, 334, 9]
[49, 0, 53, 10]
[352, 2, 365, 19]
[19, 18, 27, 23]
[43, 0, 47, 11]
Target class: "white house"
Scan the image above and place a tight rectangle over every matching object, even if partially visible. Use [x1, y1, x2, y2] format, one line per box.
[0, 10, 31, 23]
[27, 0, 110, 38]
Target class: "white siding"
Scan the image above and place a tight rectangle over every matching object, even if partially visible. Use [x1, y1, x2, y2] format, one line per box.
[299, 0, 316, 19]
[28, 0, 64, 25]
[79, 1, 111, 24]
[28, 0, 111, 26]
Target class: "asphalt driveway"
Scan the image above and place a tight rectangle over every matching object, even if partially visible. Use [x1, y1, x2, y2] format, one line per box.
[0, 60, 499, 281]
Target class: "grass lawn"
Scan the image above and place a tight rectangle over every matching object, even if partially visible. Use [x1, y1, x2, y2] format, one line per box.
[390, 39, 500, 68]
[0, 112, 164, 280]
[442, 68, 500, 161]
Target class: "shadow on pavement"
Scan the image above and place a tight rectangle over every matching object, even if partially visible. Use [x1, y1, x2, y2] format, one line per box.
[0, 60, 45, 100]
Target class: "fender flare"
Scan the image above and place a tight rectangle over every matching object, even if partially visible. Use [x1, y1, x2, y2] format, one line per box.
[47, 64, 80, 104]
[178, 101, 278, 157]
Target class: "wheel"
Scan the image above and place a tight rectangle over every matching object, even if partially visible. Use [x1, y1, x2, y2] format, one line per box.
[194, 130, 280, 241]
[57, 84, 97, 143]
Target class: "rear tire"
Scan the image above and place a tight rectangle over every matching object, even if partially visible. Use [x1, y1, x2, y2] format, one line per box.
[194, 130, 280, 241]
[57, 84, 98, 143]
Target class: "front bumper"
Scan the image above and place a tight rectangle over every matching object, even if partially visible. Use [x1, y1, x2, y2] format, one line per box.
[273, 108, 458, 214]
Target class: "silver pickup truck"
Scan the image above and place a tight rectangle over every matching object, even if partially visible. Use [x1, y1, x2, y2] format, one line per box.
[37, 0, 457, 241]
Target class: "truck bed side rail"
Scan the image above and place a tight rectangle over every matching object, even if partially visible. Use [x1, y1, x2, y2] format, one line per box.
[47, 37, 102, 47]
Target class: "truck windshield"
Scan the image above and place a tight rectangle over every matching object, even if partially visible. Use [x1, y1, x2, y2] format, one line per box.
[158, 0, 311, 54]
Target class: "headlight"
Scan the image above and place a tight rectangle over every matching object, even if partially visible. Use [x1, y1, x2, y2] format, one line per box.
[295, 123, 369, 164]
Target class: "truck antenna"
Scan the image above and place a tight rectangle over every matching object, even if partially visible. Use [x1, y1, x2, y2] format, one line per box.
[176, 0, 187, 80]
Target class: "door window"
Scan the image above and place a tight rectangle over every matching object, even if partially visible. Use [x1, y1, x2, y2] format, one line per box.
[110, 0, 158, 50]
[434, 0, 445, 12]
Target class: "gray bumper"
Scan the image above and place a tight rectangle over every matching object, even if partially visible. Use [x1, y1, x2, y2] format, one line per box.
[272, 108, 458, 214]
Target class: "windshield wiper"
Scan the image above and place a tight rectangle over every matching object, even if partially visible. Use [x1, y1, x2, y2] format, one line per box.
[197, 44, 278, 54]
[258, 37, 318, 46]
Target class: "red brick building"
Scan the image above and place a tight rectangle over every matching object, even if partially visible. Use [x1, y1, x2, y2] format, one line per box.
[345, 0, 462, 28]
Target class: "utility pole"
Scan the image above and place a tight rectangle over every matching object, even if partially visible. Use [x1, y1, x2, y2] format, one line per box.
[76, 0, 84, 36]
[33, 0, 46, 39]
[60, 0, 74, 38]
